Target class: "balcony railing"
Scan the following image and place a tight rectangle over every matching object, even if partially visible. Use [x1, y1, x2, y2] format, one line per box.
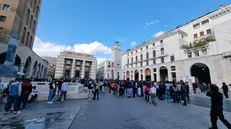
[182, 36, 215, 49]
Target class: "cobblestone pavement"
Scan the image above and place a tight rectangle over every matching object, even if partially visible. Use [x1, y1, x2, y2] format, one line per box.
[70, 93, 231, 129]
[0, 93, 231, 129]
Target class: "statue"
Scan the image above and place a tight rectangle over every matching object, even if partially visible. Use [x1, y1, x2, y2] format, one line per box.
[4, 33, 19, 65]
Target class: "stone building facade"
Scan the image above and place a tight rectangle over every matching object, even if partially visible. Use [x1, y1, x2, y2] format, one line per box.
[55, 51, 97, 80]
[121, 4, 231, 86]
[0, 0, 47, 79]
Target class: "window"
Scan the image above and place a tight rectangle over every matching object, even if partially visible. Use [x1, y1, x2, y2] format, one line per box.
[160, 48, 164, 55]
[171, 66, 176, 71]
[136, 56, 138, 62]
[26, 9, 30, 25]
[146, 61, 149, 65]
[141, 54, 143, 61]
[194, 33, 198, 39]
[207, 29, 212, 35]
[30, 15, 33, 29]
[25, 32, 30, 46]
[131, 57, 133, 63]
[153, 50, 156, 58]
[181, 35, 184, 39]
[0, 27, 3, 32]
[141, 62, 143, 67]
[127, 59, 129, 64]
[3, 4, 10, 11]
[153, 43, 155, 46]
[171, 72, 176, 81]
[194, 51, 199, 56]
[161, 57, 164, 63]
[131, 52, 133, 54]
[153, 59, 156, 64]
[36, 6, 39, 17]
[146, 46, 148, 49]
[160, 40, 163, 44]
[146, 52, 149, 59]
[140, 48, 142, 50]
[170, 55, 175, 62]
[29, 36, 33, 48]
[153, 68, 156, 72]
[188, 52, 192, 58]
[193, 23, 200, 29]
[200, 31, 204, 37]
[21, 27, 26, 44]
[201, 19, 209, 25]
[0, 16, 6, 22]
[136, 50, 137, 53]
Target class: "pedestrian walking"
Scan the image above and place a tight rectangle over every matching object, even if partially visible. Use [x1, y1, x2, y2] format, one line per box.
[181, 81, 187, 106]
[150, 82, 157, 105]
[222, 82, 229, 99]
[88, 80, 94, 100]
[165, 81, 171, 101]
[58, 80, 68, 102]
[206, 84, 231, 129]
[4, 78, 22, 114]
[93, 81, 100, 100]
[18, 79, 32, 111]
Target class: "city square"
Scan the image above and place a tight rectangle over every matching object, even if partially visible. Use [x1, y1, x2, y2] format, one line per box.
[1, 0, 231, 129]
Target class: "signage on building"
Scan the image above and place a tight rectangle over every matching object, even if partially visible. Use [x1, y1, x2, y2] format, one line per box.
[63, 51, 93, 57]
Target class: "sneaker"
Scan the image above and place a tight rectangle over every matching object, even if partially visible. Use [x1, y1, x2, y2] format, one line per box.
[4, 111, 8, 115]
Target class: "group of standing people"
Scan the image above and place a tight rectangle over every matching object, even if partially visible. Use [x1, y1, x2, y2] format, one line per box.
[2, 78, 39, 115]
[47, 79, 69, 104]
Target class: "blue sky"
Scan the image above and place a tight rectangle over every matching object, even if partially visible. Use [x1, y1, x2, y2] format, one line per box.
[33, 0, 231, 62]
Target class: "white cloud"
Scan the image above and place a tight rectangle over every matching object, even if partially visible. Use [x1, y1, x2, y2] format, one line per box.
[33, 37, 112, 62]
[144, 20, 159, 28]
[97, 57, 110, 64]
[130, 41, 136, 47]
[153, 31, 165, 38]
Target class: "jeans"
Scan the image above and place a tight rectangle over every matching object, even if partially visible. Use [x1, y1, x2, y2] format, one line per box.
[88, 89, 93, 99]
[18, 93, 30, 110]
[165, 90, 171, 101]
[4, 95, 19, 112]
[48, 89, 54, 102]
[59, 91, 67, 102]
[145, 92, 150, 102]
[127, 88, 132, 97]
[150, 93, 156, 105]
[93, 89, 99, 100]
[132, 88, 136, 97]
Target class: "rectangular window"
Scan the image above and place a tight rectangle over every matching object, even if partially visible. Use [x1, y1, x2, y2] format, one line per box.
[3, 4, 10, 11]
[202, 49, 207, 55]
[207, 29, 212, 35]
[146, 61, 149, 65]
[200, 31, 204, 37]
[194, 51, 199, 56]
[188, 52, 192, 58]
[0, 16, 6, 22]
[160, 40, 163, 44]
[181, 35, 184, 39]
[170, 55, 175, 62]
[153, 43, 155, 46]
[171, 66, 176, 71]
[153, 68, 156, 72]
[140, 62, 143, 67]
[201, 19, 209, 25]
[136, 56, 138, 62]
[193, 23, 200, 29]
[161, 57, 164, 63]
[146, 46, 148, 49]
[194, 34, 198, 39]
[153, 59, 156, 64]
[0, 27, 3, 33]
[136, 50, 137, 53]
[140, 48, 142, 50]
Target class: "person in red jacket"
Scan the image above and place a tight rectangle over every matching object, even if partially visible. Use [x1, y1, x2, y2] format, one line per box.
[18, 79, 32, 111]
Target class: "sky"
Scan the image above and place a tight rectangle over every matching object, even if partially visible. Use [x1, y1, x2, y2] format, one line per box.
[33, 0, 231, 63]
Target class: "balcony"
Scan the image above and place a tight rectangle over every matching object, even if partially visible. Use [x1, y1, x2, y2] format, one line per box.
[182, 36, 215, 50]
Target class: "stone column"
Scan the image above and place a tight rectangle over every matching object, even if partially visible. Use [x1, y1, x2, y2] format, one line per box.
[81, 60, 85, 79]
[91, 61, 96, 79]
[168, 66, 172, 81]
[156, 68, 160, 82]
[71, 59, 75, 78]
[19, 63, 24, 73]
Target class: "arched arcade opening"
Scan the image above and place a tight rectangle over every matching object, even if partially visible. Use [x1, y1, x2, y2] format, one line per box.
[160, 66, 168, 81]
[191, 63, 211, 84]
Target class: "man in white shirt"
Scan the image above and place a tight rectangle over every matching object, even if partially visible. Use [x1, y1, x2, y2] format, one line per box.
[58, 81, 68, 102]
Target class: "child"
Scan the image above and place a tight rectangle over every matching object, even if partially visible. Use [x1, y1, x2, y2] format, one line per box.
[29, 86, 39, 103]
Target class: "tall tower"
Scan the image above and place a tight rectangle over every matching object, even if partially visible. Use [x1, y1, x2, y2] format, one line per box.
[111, 41, 122, 68]
[110, 41, 122, 80]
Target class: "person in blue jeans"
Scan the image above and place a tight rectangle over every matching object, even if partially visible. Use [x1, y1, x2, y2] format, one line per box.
[165, 81, 172, 101]
[4, 78, 22, 114]
[47, 81, 55, 104]
[18, 79, 32, 111]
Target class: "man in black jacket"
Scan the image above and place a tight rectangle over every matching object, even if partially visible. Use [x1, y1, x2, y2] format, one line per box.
[206, 84, 231, 129]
